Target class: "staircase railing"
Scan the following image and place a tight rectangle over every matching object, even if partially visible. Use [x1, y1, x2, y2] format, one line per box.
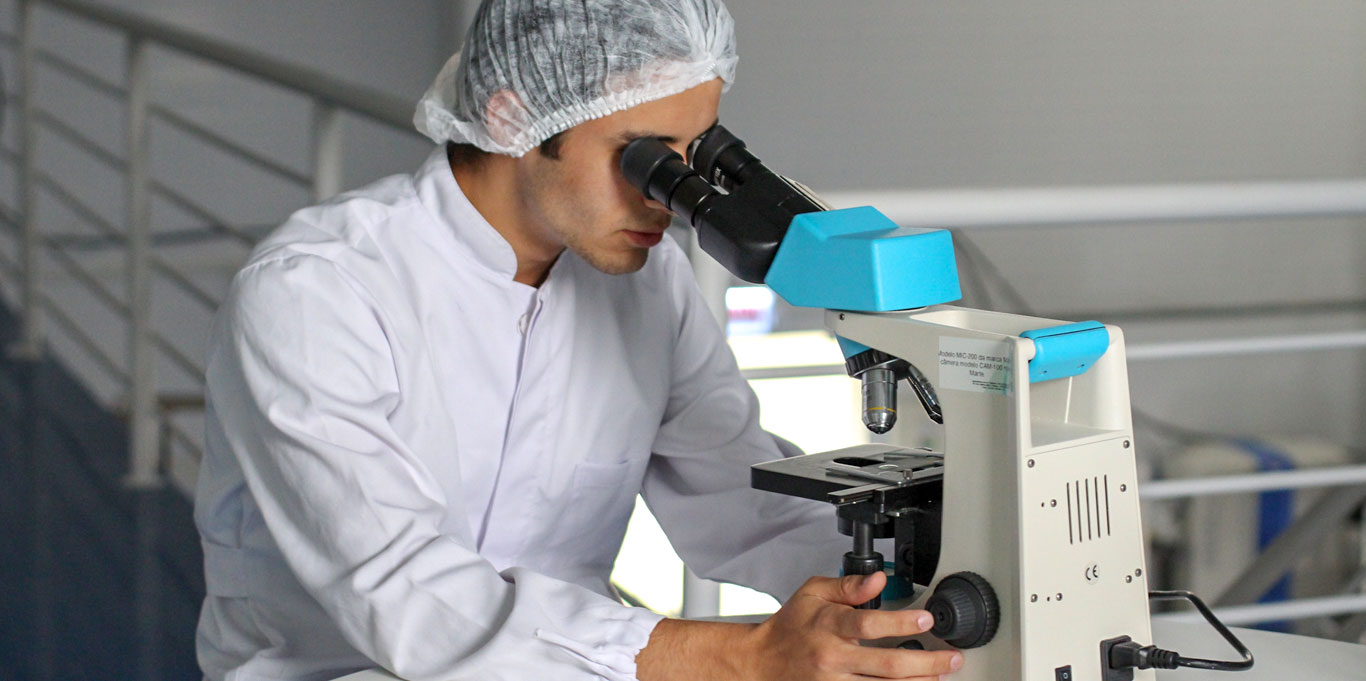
[0, 0, 418, 490]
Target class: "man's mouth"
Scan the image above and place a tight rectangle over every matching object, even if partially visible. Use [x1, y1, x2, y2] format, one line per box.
[624, 230, 664, 248]
[624, 213, 671, 248]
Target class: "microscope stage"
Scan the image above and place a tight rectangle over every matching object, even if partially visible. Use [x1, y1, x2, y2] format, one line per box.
[751, 444, 944, 508]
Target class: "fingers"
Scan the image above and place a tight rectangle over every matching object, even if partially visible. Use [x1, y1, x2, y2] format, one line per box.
[781, 577, 968, 679]
[799, 572, 887, 607]
[844, 647, 964, 679]
[833, 608, 937, 641]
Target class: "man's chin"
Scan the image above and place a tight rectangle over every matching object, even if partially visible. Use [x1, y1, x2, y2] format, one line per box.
[576, 246, 649, 276]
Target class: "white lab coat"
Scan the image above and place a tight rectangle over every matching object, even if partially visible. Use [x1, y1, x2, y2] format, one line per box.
[194, 148, 847, 681]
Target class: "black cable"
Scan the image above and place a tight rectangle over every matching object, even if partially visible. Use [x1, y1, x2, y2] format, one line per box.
[1153, 591, 1254, 671]
[1108, 591, 1254, 673]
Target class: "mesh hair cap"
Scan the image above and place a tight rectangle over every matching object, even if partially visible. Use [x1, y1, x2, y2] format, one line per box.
[415, 0, 737, 157]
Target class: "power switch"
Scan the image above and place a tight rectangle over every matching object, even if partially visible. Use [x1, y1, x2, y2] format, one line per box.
[1055, 665, 1074, 681]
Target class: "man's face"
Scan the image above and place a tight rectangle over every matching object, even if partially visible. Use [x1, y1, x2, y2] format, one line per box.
[513, 78, 723, 276]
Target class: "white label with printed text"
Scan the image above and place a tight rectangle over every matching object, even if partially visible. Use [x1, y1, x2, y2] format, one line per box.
[938, 337, 1012, 395]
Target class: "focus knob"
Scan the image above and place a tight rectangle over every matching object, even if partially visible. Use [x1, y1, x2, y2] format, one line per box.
[926, 572, 1000, 649]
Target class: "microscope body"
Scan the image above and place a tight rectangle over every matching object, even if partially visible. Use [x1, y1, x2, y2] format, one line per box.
[621, 125, 1157, 681]
[831, 306, 1155, 681]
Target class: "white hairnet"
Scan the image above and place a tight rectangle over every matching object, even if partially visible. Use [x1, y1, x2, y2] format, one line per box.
[415, 0, 737, 157]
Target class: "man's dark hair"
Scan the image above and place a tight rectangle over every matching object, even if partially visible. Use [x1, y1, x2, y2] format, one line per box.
[538, 130, 567, 160]
[446, 130, 567, 170]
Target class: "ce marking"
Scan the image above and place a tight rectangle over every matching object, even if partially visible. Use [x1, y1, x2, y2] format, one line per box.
[1085, 563, 1101, 584]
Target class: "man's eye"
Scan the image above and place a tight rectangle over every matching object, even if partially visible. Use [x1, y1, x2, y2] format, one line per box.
[615, 139, 647, 161]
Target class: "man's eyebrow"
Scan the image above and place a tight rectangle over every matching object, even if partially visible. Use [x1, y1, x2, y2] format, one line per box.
[617, 120, 719, 146]
[618, 130, 678, 144]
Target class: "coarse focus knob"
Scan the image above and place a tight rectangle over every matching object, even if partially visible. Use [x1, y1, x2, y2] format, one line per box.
[926, 572, 1000, 649]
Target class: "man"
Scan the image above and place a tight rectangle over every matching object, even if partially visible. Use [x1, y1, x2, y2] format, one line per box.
[196, 1, 964, 679]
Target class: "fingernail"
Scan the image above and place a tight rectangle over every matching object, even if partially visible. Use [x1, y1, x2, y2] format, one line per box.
[917, 612, 934, 630]
[950, 652, 964, 671]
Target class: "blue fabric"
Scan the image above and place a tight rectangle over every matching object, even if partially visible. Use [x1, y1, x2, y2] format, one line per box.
[1233, 438, 1295, 632]
[0, 302, 204, 679]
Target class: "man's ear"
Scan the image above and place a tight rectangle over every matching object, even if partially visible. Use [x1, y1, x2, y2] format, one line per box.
[484, 90, 528, 149]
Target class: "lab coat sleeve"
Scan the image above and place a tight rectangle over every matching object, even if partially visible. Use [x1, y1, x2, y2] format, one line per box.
[210, 253, 662, 681]
[641, 251, 849, 602]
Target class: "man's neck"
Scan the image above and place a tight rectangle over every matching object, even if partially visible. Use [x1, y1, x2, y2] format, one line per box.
[450, 156, 560, 287]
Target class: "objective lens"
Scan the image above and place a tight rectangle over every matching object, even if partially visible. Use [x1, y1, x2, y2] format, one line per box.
[861, 367, 898, 434]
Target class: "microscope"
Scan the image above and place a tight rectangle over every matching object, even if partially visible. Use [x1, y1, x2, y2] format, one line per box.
[622, 126, 1253, 681]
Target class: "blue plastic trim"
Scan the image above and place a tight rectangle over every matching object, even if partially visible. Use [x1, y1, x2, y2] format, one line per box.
[1019, 321, 1110, 383]
[836, 563, 915, 602]
[1234, 438, 1295, 633]
[764, 206, 962, 312]
[836, 336, 870, 359]
[880, 562, 915, 601]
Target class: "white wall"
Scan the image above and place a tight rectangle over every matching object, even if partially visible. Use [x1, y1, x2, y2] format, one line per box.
[720, 2, 1366, 456]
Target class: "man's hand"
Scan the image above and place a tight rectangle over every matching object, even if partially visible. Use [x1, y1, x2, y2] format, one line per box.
[741, 572, 963, 680]
[637, 572, 963, 680]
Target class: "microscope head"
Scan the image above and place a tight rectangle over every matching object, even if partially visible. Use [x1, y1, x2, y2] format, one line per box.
[620, 124, 824, 283]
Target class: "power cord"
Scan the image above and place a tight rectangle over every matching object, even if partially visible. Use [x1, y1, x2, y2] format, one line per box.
[1104, 591, 1254, 678]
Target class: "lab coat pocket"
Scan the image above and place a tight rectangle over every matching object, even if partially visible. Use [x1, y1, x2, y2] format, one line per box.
[557, 459, 641, 567]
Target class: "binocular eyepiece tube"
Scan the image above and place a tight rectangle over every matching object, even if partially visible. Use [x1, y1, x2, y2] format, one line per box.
[687, 124, 764, 192]
[619, 124, 824, 284]
[619, 137, 718, 230]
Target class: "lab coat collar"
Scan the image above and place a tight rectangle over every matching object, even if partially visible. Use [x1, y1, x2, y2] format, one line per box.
[413, 147, 521, 281]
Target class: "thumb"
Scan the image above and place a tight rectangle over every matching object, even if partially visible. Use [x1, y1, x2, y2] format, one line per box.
[804, 572, 886, 607]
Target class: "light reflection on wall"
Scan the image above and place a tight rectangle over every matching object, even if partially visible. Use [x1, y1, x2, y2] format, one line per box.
[611, 331, 869, 616]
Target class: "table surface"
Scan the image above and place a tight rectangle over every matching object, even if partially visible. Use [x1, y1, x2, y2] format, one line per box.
[336, 617, 1365, 680]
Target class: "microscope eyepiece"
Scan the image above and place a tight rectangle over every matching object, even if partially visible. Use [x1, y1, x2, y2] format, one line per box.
[620, 138, 682, 198]
[617, 122, 826, 283]
[620, 137, 719, 228]
[688, 123, 763, 192]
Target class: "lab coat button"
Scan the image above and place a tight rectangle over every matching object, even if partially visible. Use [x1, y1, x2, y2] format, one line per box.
[518, 314, 530, 334]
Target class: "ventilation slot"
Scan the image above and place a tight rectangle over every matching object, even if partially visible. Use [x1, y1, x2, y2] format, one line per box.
[1066, 476, 1112, 545]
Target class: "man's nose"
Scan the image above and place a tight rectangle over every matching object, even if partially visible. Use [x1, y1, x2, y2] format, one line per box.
[667, 141, 691, 159]
[643, 197, 671, 214]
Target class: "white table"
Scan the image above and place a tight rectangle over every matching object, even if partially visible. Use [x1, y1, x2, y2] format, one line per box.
[1148, 617, 1361, 680]
[336, 618, 1366, 680]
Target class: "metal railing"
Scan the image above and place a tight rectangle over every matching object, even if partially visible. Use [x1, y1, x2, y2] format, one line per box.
[1, 0, 413, 488]
[2, 0, 1365, 630]
[822, 181, 1366, 229]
